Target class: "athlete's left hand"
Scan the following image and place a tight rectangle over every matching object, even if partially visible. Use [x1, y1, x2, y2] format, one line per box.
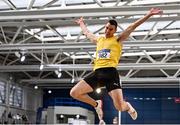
[148, 8, 163, 15]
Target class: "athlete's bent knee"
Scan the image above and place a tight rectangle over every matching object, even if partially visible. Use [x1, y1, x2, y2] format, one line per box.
[70, 88, 79, 98]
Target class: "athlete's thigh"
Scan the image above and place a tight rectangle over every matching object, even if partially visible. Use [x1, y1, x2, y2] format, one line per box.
[104, 68, 121, 92]
[71, 80, 93, 94]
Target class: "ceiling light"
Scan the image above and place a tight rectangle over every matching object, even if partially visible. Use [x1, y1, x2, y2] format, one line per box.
[58, 72, 62, 78]
[60, 114, 64, 118]
[15, 51, 21, 57]
[76, 114, 80, 119]
[96, 88, 101, 94]
[55, 70, 62, 78]
[48, 90, 52, 94]
[34, 86, 38, 89]
[71, 78, 75, 83]
[20, 55, 26, 62]
[40, 64, 44, 70]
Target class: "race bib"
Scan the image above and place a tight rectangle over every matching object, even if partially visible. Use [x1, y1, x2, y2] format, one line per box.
[97, 49, 111, 59]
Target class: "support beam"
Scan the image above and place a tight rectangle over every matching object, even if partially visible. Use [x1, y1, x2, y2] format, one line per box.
[20, 77, 180, 85]
[40, 0, 59, 9]
[0, 5, 179, 21]
[0, 41, 180, 52]
[0, 26, 8, 44]
[0, 16, 180, 27]
[10, 26, 22, 44]
[0, 63, 180, 72]
[27, 0, 35, 10]
[2, 0, 16, 10]
[129, 0, 180, 5]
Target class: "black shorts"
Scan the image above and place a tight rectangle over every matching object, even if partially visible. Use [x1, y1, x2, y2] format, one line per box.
[84, 67, 122, 92]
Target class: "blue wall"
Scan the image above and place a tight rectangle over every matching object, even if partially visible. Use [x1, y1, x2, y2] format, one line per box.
[43, 88, 180, 124]
[43, 89, 71, 108]
[102, 88, 180, 124]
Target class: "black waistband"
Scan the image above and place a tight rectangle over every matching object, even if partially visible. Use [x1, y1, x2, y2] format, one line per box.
[95, 67, 116, 71]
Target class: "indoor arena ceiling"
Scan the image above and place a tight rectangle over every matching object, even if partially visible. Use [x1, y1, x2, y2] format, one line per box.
[0, 0, 180, 89]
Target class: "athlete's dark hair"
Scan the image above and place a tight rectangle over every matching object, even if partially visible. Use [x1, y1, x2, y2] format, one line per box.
[108, 19, 118, 29]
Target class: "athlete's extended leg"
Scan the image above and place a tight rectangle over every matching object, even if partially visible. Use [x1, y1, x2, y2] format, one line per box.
[109, 89, 137, 120]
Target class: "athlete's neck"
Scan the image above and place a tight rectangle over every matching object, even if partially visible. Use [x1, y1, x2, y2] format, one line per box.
[105, 35, 114, 38]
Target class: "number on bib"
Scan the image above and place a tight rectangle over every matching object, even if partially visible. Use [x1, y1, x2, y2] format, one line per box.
[97, 49, 111, 59]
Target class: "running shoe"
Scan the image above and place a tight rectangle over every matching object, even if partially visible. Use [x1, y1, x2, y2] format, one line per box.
[95, 100, 103, 120]
[127, 102, 138, 120]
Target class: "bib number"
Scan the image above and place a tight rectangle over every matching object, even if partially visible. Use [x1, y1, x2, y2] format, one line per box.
[97, 49, 110, 59]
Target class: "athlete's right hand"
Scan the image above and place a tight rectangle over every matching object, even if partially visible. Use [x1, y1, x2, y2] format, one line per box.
[75, 17, 84, 24]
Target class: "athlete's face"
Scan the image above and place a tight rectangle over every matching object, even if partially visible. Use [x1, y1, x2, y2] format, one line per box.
[105, 23, 117, 38]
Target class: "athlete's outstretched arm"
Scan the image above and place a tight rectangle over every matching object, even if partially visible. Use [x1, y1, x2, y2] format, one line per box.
[75, 17, 98, 44]
[117, 8, 163, 42]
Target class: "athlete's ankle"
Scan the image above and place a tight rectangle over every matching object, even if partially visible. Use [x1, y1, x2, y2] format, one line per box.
[126, 102, 132, 113]
[95, 101, 98, 107]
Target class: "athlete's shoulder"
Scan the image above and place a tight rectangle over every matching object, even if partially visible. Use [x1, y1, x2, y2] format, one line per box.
[113, 35, 119, 40]
[97, 36, 104, 42]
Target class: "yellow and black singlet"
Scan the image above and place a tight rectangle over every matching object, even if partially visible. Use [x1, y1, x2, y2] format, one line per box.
[93, 36, 123, 70]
